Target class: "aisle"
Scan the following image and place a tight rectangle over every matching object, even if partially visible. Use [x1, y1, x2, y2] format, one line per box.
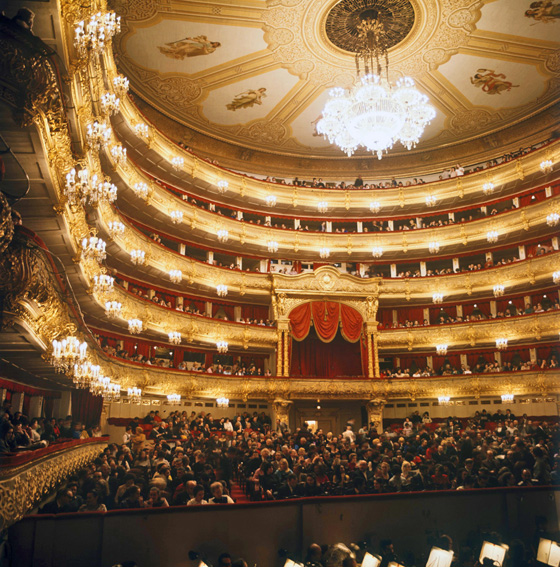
[229, 480, 251, 504]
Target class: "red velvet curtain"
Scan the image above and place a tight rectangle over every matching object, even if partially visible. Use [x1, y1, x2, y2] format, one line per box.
[397, 307, 425, 324]
[71, 389, 103, 428]
[290, 328, 363, 377]
[377, 308, 393, 328]
[463, 301, 491, 317]
[340, 304, 365, 342]
[241, 305, 269, 321]
[213, 302, 235, 320]
[311, 301, 341, 342]
[289, 301, 363, 343]
[290, 302, 313, 341]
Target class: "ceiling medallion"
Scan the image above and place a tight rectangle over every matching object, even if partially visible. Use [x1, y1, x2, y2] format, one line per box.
[325, 0, 415, 54]
[317, 6, 435, 158]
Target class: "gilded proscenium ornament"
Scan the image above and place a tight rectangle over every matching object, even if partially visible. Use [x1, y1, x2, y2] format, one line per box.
[0, 440, 106, 529]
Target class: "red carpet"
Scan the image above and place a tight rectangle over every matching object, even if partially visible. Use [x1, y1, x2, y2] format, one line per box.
[229, 480, 251, 504]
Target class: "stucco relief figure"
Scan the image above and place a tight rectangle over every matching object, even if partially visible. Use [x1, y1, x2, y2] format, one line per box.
[470, 69, 519, 95]
[525, 1, 560, 22]
[158, 36, 221, 60]
[226, 88, 267, 111]
[311, 114, 323, 136]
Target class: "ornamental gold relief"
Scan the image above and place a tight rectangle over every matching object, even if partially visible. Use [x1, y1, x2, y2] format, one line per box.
[0, 442, 105, 529]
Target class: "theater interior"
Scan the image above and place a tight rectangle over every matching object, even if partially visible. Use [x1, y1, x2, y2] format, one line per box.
[0, 0, 559, 565]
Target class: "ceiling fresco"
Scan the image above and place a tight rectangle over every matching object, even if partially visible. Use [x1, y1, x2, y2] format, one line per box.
[112, 0, 560, 159]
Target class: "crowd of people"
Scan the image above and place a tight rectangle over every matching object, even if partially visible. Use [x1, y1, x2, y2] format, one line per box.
[383, 297, 560, 330]
[26, 404, 557, 520]
[381, 355, 558, 379]
[0, 406, 102, 455]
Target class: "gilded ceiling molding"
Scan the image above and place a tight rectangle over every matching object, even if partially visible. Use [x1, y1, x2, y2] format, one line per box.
[115, 92, 560, 211]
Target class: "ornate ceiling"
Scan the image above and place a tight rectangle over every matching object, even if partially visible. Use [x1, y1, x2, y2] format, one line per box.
[113, 0, 559, 162]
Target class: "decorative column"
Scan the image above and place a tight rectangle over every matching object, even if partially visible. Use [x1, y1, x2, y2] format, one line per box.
[366, 398, 386, 433]
[276, 331, 283, 376]
[365, 296, 380, 379]
[283, 329, 290, 377]
[272, 399, 293, 432]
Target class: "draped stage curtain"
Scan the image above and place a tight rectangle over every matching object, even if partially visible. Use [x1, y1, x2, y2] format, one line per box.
[71, 389, 103, 428]
[289, 301, 364, 377]
[290, 328, 363, 377]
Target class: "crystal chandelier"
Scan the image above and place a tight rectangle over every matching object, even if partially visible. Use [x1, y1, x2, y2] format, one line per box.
[496, 338, 508, 350]
[319, 247, 330, 259]
[93, 274, 114, 294]
[86, 121, 112, 151]
[130, 249, 146, 265]
[267, 240, 279, 253]
[540, 160, 553, 173]
[369, 201, 381, 213]
[217, 229, 229, 243]
[169, 269, 183, 284]
[171, 156, 184, 171]
[501, 394, 514, 404]
[134, 123, 149, 139]
[216, 340, 228, 353]
[104, 382, 121, 402]
[108, 220, 125, 238]
[167, 393, 181, 405]
[100, 93, 120, 116]
[127, 387, 142, 404]
[113, 75, 129, 96]
[371, 246, 383, 258]
[133, 182, 149, 200]
[428, 241, 440, 254]
[317, 201, 329, 213]
[73, 362, 100, 389]
[266, 195, 277, 207]
[217, 179, 229, 193]
[65, 168, 117, 207]
[51, 336, 88, 373]
[436, 344, 448, 356]
[110, 145, 127, 166]
[482, 182, 494, 195]
[425, 195, 437, 207]
[493, 284, 505, 297]
[74, 11, 121, 56]
[170, 210, 183, 224]
[168, 332, 182, 345]
[216, 284, 228, 297]
[546, 212, 559, 227]
[317, 17, 435, 159]
[82, 236, 107, 263]
[487, 230, 499, 244]
[432, 292, 443, 304]
[128, 319, 143, 334]
[438, 396, 451, 405]
[105, 300, 122, 318]
[216, 397, 230, 408]
[553, 271, 560, 284]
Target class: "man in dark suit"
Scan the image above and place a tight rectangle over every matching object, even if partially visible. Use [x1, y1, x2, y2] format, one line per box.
[276, 473, 300, 499]
[39, 488, 72, 514]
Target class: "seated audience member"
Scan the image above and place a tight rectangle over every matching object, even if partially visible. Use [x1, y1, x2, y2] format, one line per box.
[208, 481, 235, 504]
[187, 485, 208, 506]
[145, 486, 169, 508]
[39, 488, 73, 514]
[79, 490, 107, 513]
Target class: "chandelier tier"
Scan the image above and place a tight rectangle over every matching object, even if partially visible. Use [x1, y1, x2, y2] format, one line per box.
[317, 14, 435, 159]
